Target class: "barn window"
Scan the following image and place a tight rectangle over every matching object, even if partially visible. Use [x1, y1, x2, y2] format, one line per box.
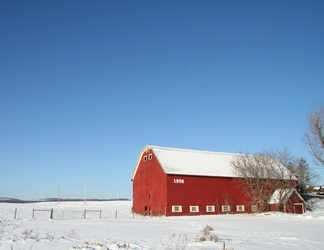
[172, 206, 182, 212]
[148, 154, 152, 160]
[251, 205, 257, 212]
[236, 205, 245, 212]
[190, 206, 199, 212]
[221, 205, 230, 212]
[206, 205, 215, 212]
[143, 155, 147, 162]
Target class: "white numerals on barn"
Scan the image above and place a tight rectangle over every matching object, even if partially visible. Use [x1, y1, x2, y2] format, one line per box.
[174, 179, 184, 184]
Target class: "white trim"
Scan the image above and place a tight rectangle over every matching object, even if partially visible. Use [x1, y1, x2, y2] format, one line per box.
[206, 205, 215, 212]
[222, 205, 230, 212]
[172, 205, 182, 212]
[251, 205, 257, 212]
[190, 206, 199, 212]
[236, 205, 245, 212]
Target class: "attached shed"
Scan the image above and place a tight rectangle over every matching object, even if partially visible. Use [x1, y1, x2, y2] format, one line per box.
[269, 189, 306, 214]
[131, 145, 300, 216]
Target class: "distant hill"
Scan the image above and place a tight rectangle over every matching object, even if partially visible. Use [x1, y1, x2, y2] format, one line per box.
[0, 197, 25, 203]
[0, 197, 130, 203]
[40, 198, 130, 202]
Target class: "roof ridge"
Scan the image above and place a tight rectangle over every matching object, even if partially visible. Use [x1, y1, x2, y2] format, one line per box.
[146, 145, 240, 156]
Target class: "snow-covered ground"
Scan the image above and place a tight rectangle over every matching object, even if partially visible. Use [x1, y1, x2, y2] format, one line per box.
[1, 199, 324, 250]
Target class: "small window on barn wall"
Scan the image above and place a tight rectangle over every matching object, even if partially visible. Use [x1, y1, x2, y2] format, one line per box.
[143, 155, 147, 162]
[251, 205, 257, 212]
[236, 205, 245, 212]
[221, 205, 230, 212]
[172, 206, 182, 212]
[190, 206, 199, 212]
[206, 205, 215, 212]
[148, 154, 152, 160]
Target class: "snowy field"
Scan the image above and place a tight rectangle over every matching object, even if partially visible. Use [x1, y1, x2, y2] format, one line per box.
[1, 199, 324, 250]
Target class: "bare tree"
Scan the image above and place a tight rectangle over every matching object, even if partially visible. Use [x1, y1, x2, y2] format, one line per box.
[286, 157, 315, 193]
[231, 149, 297, 213]
[303, 103, 324, 166]
[222, 191, 235, 212]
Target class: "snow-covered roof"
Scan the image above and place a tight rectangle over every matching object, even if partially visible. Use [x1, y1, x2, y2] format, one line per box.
[269, 189, 294, 204]
[269, 188, 306, 204]
[131, 146, 297, 181]
[313, 186, 322, 191]
[131, 145, 240, 180]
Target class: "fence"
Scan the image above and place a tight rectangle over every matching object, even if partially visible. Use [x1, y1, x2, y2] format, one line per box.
[32, 208, 54, 219]
[2, 208, 132, 220]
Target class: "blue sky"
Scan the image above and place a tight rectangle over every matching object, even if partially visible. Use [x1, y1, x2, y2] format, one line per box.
[1, 0, 323, 200]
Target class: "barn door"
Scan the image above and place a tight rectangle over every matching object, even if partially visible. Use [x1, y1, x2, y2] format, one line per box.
[144, 206, 151, 216]
[294, 203, 304, 214]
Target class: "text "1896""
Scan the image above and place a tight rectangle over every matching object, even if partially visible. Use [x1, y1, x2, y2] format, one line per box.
[174, 179, 184, 184]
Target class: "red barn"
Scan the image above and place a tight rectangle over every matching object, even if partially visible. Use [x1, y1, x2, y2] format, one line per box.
[131, 146, 306, 216]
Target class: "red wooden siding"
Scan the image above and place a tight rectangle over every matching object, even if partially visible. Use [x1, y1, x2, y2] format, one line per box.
[132, 149, 167, 216]
[166, 175, 254, 216]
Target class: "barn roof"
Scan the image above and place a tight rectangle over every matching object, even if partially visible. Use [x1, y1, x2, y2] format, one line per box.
[131, 145, 240, 180]
[269, 189, 295, 204]
[269, 188, 306, 204]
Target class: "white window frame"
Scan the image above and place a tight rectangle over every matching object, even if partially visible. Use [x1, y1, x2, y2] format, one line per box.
[206, 205, 215, 212]
[143, 155, 147, 162]
[236, 205, 245, 212]
[148, 154, 152, 160]
[251, 205, 257, 212]
[222, 205, 230, 212]
[172, 205, 182, 213]
[190, 206, 199, 212]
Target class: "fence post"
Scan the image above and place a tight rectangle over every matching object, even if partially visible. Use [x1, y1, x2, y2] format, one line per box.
[50, 208, 53, 219]
[14, 208, 17, 219]
[32, 209, 34, 219]
[115, 210, 117, 219]
[99, 210, 102, 219]
[84, 209, 86, 219]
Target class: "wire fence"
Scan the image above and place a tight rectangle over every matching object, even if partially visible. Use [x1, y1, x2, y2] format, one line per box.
[0, 208, 134, 220]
